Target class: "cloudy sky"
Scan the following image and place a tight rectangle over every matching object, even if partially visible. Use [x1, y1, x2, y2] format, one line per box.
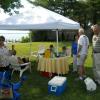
[0, 0, 34, 40]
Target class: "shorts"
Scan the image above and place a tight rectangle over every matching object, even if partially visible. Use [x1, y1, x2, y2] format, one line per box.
[77, 54, 87, 66]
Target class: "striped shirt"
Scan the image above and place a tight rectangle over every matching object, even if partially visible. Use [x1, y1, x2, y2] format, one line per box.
[92, 33, 100, 53]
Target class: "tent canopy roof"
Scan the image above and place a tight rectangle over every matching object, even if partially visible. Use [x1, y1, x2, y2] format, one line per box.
[0, 6, 80, 30]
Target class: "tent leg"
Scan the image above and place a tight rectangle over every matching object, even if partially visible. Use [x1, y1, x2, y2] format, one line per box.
[56, 30, 60, 76]
[56, 30, 59, 57]
[29, 33, 32, 57]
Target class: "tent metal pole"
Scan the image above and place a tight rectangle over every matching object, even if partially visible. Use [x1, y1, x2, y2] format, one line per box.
[29, 33, 32, 57]
[56, 30, 59, 57]
[56, 29, 60, 76]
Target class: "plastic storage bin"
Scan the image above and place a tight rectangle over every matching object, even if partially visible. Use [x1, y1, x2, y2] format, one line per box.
[48, 76, 67, 96]
[84, 77, 97, 91]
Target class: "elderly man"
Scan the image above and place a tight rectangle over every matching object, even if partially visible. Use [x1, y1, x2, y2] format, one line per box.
[91, 24, 100, 84]
[77, 28, 89, 80]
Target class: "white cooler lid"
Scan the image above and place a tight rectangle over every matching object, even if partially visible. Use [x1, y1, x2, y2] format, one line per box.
[48, 76, 67, 86]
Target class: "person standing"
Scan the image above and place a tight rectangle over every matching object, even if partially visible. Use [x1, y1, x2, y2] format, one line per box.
[91, 24, 100, 84]
[0, 36, 11, 83]
[77, 28, 89, 80]
[11, 44, 16, 54]
[72, 34, 78, 72]
[0, 36, 10, 68]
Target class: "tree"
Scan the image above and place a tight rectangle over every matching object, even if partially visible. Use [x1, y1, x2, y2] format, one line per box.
[21, 36, 30, 43]
[76, 0, 100, 25]
[28, 0, 77, 15]
[0, 0, 22, 14]
[72, 0, 89, 28]
[86, 0, 100, 24]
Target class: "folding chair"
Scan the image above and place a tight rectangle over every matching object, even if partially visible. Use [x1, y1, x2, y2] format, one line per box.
[11, 62, 31, 78]
[32, 45, 45, 58]
[9, 55, 31, 77]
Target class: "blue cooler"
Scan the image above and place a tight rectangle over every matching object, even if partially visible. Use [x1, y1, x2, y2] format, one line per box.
[48, 76, 67, 96]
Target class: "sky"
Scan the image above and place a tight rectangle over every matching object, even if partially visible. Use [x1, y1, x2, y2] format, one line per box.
[0, 0, 34, 40]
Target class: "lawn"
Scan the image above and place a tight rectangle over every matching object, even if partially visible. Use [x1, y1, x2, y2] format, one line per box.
[8, 42, 100, 100]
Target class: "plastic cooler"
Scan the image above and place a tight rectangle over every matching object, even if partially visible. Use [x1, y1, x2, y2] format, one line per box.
[48, 76, 67, 96]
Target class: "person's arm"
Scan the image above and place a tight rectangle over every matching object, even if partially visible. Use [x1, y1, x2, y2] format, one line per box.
[71, 43, 74, 57]
[77, 36, 82, 57]
[87, 36, 90, 49]
[77, 44, 82, 56]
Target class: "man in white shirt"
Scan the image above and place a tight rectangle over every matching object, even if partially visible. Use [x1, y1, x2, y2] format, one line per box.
[77, 28, 89, 80]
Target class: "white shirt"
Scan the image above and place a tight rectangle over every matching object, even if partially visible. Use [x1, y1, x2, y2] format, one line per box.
[78, 35, 89, 55]
[9, 55, 19, 65]
[0, 46, 10, 67]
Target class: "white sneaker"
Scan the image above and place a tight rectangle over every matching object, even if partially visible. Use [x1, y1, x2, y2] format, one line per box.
[79, 76, 83, 80]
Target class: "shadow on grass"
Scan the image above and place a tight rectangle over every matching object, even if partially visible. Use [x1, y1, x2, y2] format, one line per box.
[11, 61, 100, 100]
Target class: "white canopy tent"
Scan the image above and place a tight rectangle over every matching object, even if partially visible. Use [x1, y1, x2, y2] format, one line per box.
[0, 6, 80, 30]
[0, 6, 80, 55]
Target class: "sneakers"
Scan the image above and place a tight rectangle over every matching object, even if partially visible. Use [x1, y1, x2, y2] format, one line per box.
[79, 76, 83, 80]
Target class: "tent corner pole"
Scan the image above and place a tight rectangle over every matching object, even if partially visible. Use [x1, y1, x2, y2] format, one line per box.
[29, 32, 32, 57]
[56, 29, 59, 57]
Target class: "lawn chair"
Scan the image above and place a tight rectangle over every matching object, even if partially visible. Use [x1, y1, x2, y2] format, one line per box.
[11, 62, 31, 78]
[9, 56, 31, 78]
[32, 45, 45, 58]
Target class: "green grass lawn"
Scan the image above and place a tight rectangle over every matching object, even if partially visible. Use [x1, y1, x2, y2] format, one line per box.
[8, 42, 100, 100]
